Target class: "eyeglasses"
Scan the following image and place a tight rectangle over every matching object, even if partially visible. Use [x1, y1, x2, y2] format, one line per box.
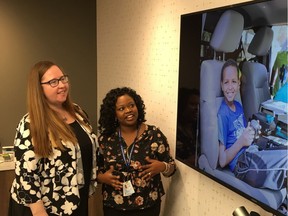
[41, 75, 69, 88]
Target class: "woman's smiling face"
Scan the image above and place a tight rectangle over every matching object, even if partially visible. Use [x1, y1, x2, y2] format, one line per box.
[41, 65, 69, 108]
[115, 94, 139, 128]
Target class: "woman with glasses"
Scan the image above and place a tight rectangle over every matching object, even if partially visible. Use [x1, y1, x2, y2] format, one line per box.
[8, 61, 98, 216]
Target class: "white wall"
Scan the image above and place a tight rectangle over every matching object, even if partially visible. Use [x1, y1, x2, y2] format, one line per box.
[96, 0, 273, 215]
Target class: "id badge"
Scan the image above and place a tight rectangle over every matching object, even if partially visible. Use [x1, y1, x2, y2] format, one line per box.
[123, 180, 135, 197]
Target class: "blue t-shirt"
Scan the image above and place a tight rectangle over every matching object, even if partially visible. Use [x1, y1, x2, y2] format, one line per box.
[217, 100, 247, 171]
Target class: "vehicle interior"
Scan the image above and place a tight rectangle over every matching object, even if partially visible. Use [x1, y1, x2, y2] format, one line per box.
[176, 0, 287, 215]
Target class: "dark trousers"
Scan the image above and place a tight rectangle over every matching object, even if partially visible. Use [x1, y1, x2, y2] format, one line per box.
[103, 202, 161, 216]
[8, 198, 33, 216]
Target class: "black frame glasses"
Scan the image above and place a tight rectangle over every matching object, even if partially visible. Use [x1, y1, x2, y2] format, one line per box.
[41, 75, 69, 88]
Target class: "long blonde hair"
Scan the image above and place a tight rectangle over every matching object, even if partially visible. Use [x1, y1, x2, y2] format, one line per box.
[27, 61, 85, 158]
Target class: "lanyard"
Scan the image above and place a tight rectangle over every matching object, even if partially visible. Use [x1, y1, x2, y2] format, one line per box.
[118, 127, 139, 170]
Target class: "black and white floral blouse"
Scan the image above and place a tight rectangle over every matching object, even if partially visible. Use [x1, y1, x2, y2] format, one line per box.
[98, 124, 176, 211]
[10, 107, 98, 215]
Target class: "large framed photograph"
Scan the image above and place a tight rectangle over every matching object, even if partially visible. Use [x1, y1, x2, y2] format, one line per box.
[176, 0, 288, 215]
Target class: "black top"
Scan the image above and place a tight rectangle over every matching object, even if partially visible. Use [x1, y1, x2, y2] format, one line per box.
[70, 120, 93, 216]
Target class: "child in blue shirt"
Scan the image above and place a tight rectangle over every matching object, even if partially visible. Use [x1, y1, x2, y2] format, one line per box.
[217, 59, 287, 190]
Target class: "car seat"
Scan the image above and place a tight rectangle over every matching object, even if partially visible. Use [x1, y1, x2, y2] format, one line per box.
[241, 27, 273, 120]
[198, 10, 286, 211]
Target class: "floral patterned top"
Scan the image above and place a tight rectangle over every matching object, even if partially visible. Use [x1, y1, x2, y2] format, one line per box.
[10, 105, 98, 215]
[98, 124, 176, 211]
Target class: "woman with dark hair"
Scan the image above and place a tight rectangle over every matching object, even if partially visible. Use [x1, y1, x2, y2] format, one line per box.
[97, 87, 176, 216]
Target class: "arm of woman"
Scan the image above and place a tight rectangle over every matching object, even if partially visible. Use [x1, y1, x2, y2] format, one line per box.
[96, 136, 123, 190]
[155, 128, 176, 177]
[12, 116, 45, 212]
[139, 127, 176, 178]
[28, 201, 48, 216]
[97, 167, 123, 190]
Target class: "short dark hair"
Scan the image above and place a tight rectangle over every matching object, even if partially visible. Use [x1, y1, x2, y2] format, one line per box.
[98, 87, 146, 135]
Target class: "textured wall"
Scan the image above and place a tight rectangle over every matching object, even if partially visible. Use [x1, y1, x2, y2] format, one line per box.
[96, 0, 272, 215]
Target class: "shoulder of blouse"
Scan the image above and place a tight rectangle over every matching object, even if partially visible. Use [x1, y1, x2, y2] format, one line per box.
[73, 103, 90, 116]
[73, 103, 92, 128]
[146, 124, 156, 130]
[22, 113, 30, 122]
[17, 113, 30, 129]
[73, 103, 81, 111]
[98, 131, 117, 139]
[146, 124, 164, 134]
[146, 125, 169, 143]
[73, 103, 85, 116]
[98, 131, 118, 145]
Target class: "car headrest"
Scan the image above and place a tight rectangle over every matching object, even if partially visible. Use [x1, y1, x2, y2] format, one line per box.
[248, 27, 274, 56]
[210, 10, 244, 53]
[242, 62, 268, 87]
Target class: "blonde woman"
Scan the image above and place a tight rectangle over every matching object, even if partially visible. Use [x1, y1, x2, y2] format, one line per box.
[9, 61, 98, 216]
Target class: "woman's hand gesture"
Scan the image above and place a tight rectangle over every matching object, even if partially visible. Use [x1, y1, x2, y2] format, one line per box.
[139, 157, 166, 181]
[97, 166, 123, 190]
